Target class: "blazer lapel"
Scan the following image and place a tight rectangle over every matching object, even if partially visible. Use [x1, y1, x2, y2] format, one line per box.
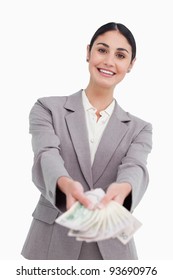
[92, 101, 131, 185]
[64, 91, 93, 188]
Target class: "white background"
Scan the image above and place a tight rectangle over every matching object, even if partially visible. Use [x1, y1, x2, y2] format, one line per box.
[0, 0, 173, 260]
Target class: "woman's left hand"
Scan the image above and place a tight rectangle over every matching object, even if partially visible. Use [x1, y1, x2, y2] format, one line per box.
[98, 182, 132, 208]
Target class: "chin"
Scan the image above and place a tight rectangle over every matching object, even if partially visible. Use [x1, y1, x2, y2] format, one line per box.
[96, 80, 116, 90]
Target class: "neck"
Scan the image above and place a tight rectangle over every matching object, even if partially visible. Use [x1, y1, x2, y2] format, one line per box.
[85, 83, 115, 112]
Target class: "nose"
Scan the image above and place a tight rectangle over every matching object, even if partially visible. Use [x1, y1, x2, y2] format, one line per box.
[103, 53, 115, 67]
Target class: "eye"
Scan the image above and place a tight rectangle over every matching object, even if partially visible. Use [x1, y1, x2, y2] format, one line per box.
[98, 48, 107, 54]
[116, 53, 126, 59]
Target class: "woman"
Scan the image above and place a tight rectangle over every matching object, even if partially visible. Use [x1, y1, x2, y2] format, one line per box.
[21, 22, 152, 260]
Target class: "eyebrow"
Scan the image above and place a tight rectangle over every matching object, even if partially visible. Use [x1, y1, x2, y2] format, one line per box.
[96, 43, 129, 53]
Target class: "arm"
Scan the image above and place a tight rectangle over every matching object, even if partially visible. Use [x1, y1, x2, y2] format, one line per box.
[30, 99, 93, 211]
[29, 99, 70, 209]
[100, 122, 152, 211]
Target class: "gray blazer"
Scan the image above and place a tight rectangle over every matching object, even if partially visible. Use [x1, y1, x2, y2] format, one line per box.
[21, 90, 152, 259]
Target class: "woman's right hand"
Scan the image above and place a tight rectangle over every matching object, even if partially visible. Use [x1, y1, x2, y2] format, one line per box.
[57, 176, 94, 210]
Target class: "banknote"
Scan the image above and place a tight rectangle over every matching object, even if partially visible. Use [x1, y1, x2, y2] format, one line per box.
[55, 188, 105, 231]
[55, 188, 142, 244]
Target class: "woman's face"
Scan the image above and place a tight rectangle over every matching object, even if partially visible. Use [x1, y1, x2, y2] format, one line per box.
[87, 30, 135, 90]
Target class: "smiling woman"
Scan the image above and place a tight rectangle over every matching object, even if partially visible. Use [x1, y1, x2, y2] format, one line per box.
[86, 30, 135, 95]
[21, 22, 152, 260]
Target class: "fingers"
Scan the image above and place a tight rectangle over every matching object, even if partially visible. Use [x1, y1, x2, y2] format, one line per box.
[97, 184, 126, 208]
[97, 194, 124, 209]
[65, 181, 94, 210]
[97, 194, 114, 209]
[66, 194, 76, 210]
[98, 186, 116, 206]
[72, 187, 94, 210]
[77, 193, 94, 210]
[112, 195, 124, 205]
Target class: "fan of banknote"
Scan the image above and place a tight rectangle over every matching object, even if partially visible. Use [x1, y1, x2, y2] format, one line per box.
[55, 188, 142, 244]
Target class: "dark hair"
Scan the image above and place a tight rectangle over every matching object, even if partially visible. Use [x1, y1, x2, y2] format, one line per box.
[89, 22, 136, 61]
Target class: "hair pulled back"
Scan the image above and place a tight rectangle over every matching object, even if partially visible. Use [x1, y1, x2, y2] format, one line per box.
[89, 22, 136, 61]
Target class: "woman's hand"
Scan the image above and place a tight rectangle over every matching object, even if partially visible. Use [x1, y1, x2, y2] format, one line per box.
[98, 182, 132, 208]
[57, 176, 94, 210]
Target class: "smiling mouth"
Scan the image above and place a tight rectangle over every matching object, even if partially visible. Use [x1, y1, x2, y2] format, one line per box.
[97, 68, 116, 76]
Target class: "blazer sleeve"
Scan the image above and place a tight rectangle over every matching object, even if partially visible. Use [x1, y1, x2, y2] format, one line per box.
[116, 122, 153, 212]
[29, 99, 70, 209]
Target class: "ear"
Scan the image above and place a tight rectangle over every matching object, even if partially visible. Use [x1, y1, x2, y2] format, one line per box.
[127, 57, 136, 73]
[86, 44, 90, 62]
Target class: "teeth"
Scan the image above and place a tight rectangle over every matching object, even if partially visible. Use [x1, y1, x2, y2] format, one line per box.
[99, 69, 114, 75]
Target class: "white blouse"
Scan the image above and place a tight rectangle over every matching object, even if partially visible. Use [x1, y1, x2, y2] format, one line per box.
[82, 90, 115, 165]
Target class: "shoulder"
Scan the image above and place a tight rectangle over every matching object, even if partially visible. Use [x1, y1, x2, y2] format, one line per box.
[128, 112, 152, 129]
[33, 90, 82, 111]
[115, 101, 152, 132]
